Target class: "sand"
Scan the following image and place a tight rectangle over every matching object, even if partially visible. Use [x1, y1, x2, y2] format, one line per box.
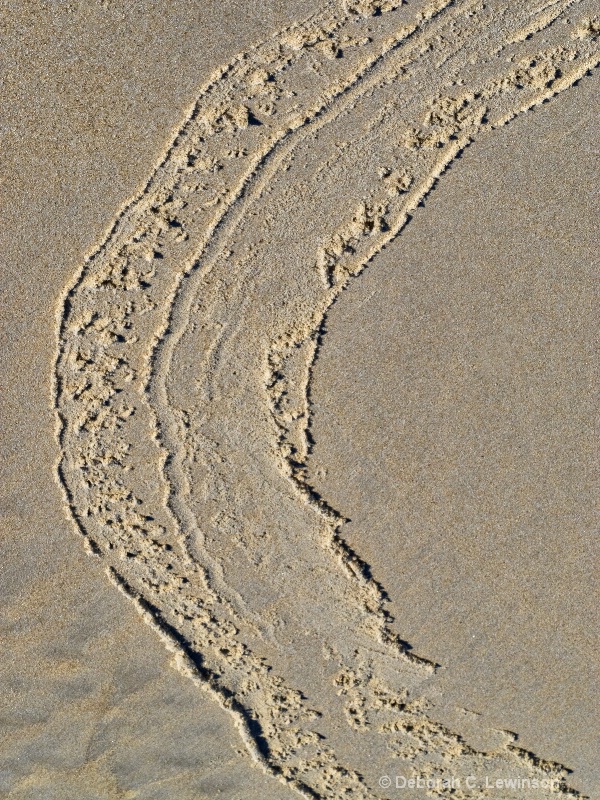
[1, 1, 598, 798]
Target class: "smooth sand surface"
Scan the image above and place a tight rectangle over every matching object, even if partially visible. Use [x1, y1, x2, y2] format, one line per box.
[309, 74, 599, 794]
[1, 1, 598, 798]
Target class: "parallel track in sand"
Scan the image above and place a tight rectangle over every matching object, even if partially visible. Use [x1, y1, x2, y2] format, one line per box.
[55, 0, 599, 796]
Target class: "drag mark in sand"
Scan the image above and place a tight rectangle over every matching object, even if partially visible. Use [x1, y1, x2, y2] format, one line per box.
[55, 0, 598, 796]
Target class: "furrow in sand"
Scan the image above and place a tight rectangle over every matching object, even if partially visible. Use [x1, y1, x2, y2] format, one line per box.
[54, 0, 598, 795]
[147, 0, 481, 635]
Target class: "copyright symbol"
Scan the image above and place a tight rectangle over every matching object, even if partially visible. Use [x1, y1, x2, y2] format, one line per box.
[379, 775, 392, 788]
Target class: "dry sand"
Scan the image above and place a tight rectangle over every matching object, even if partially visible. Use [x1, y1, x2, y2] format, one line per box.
[1, 1, 598, 798]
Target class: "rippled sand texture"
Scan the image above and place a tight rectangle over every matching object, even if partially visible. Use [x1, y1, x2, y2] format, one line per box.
[55, 1, 599, 796]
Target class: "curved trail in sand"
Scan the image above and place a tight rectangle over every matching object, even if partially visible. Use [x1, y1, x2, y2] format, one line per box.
[55, 0, 599, 796]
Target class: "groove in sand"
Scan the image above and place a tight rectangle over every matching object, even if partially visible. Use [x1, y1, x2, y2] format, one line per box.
[55, 0, 598, 795]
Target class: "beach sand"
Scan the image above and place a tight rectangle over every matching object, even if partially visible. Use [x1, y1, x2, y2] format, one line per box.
[1, 1, 598, 798]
